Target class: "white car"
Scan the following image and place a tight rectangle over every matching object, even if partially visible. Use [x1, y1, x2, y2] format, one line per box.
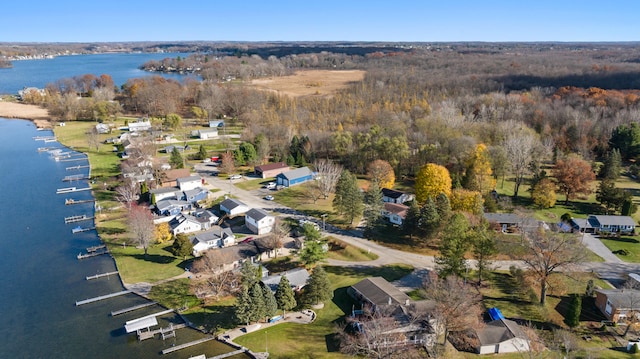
[264, 195, 274, 201]
[229, 174, 242, 180]
[265, 182, 276, 189]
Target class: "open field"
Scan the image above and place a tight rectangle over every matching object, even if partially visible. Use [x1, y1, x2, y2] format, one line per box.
[249, 70, 366, 97]
[0, 101, 51, 127]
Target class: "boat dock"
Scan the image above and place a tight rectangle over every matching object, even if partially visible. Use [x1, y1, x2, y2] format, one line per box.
[86, 270, 117, 280]
[33, 135, 56, 141]
[64, 214, 94, 224]
[160, 336, 215, 354]
[72, 226, 96, 233]
[66, 165, 90, 171]
[63, 174, 90, 182]
[65, 198, 95, 205]
[209, 349, 248, 359]
[56, 156, 88, 163]
[110, 301, 156, 316]
[75, 290, 132, 306]
[77, 250, 109, 260]
[138, 323, 188, 341]
[57, 187, 91, 194]
[86, 245, 106, 253]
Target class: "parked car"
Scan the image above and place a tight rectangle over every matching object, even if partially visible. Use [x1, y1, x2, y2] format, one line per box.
[240, 237, 254, 244]
[229, 174, 242, 180]
[264, 195, 274, 201]
[265, 182, 276, 190]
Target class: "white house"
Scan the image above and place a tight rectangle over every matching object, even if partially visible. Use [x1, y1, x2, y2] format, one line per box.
[588, 215, 636, 234]
[220, 198, 249, 216]
[177, 176, 203, 191]
[209, 120, 225, 128]
[476, 318, 530, 355]
[150, 187, 181, 202]
[381, 203, 409, 225]
[127, 119, 152, 132]
[193, 128, 218, 139]
[245, 208, 275, 235]
[381, 188, 414, 204]
[190, 227, 235, 256]
[261, 268, 310, 292]
[170, 214, 204, 235]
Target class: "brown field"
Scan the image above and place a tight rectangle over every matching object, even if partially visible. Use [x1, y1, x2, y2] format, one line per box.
[249, 69, 366, 97]
[0, 101, 51, 128]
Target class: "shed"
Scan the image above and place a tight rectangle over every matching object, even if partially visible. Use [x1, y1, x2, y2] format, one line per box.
[276, 167, 314, 187]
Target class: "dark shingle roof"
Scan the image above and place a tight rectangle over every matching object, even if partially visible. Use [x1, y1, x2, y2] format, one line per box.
[261, 268, 310, 292]
[381, 188, 405, 199]
[477, 318, 527, 345]
[351, 277, 411, 307]
[246, 208, 271, 221]
[588, 215, 636, 227]
[596, 289, 640, 310]
[220, 198, 246, 210]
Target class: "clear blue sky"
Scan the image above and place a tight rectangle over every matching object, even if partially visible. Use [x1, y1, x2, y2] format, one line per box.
[1, 0, 638, 43]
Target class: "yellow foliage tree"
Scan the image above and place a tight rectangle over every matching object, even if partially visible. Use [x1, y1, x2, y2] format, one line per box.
[415, 163, 452, 203]
[531, 178, 557, 208]
[155, 222, 172, 244]
[463, 143, 496, 194]
[450, 188, 484, 215]
[367, 159, 395, 189]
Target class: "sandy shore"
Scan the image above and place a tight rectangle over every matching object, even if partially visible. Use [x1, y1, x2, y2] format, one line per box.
[0, 101, 52, 128]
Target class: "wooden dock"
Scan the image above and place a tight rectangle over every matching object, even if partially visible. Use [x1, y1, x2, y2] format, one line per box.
[65, 198, 95, 205]
[77, 250, 108, 260]
[86, 270, 117, 280]
[62, 174, 90, 182]
[161, 336, 215, 354]
[57, 157, 88, 163]
[72, 226, 96, 233]
[57, 187, 91, 194]
[210, 349, 247, 359]
[138, 323, 187, 341]
[64, 215, 94, 224]
[66, 165, 90, 171]
[110, 301, 156, 316]
[75, 290, 132, 306]
[86, 245, 106, 253]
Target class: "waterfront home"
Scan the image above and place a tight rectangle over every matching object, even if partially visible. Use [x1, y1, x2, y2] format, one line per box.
[245, 208, 275, 235]
[190, 227, 235, 256]
[154, 199, 191, 216]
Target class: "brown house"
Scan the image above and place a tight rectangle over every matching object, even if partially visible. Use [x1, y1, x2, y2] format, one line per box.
[595, 289, 640, 322]
[254, 162, 290, 179]
[160, 168, 191, 188]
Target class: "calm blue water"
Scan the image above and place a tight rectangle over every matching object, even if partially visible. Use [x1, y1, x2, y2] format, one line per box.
[0, 118, 242, 358]
[0, 52, 196, 95]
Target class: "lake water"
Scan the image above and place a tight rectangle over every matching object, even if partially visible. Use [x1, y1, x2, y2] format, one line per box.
[0, 119, 244, 358]
[0, 52, 196, 95]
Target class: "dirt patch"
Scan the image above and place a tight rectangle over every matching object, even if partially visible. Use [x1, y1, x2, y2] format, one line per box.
[249, 70, 365, 98]
[0, 101, 52, 128]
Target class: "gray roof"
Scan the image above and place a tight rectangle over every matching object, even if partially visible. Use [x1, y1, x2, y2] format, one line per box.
[477, 318, 528, 346]
[155, 199, 190, 212]
[483, 213, 521, 225]
[150, 187, 181, 195]
[261, 268, 310, 292]
[246, 208, 272, 221]
[351, 277, 411, 307]
[177, 175, 201, 183]
[190, 227, 234, 245]
[588, 215, 636, 227]
[184, 187, 207, 197]
[596, 289, 640, 310]
[278, 167, 313, 180]
[220, 198, 246, 211]
[170, 213, 200, 227]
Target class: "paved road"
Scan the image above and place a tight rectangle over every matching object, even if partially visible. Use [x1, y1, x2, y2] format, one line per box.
[193, 163, 640, 286]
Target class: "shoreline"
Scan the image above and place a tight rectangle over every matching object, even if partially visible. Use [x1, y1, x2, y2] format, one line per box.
[0, 101, 53, 128]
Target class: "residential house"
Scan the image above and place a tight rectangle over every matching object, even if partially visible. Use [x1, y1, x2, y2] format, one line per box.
[189, 226, 235, 256]
[254, 162, 290, 179]
[276, 167, 314, 188]
[219, 198, 249, 216]
[155, 199, 191, 216]
[381, 203, 409, 226]
[588, 215, 636, 235]
[595, 289, 640, 322]
[159, 168, 191, 188]
[261, 267, 310, 292]
[209, 120, 225, 128]
[483, 213, 521, 233]
[349, 277, 412, 311]
[150, 187, 180, 203]
[169, 214, 204, 235]
[95, 123, 110, 134]
[127, 119, 152, 132]
[192, 208, 220, 227]
[184, 187, 209, 204]
[162, 145, 184, 153]
[245, 208, 275, 235]
[177, 176, 203, 191]
[192, 128, 218, 139]
[476, 318, 531, 354]
[197, 243, 261, 274]
[382, 188, 414, 204]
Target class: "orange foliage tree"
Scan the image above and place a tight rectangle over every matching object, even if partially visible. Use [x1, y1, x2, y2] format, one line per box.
[367, 159, 395, 189]
[554, 155, 595, 205]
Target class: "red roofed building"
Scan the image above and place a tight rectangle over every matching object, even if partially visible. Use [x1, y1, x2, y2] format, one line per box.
[254, 162, 290, 178]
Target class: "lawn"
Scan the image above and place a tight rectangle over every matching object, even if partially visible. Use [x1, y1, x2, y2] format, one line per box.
[600, 236, 640, 263]
[234, 176, 275, 191]
[108, 242, 188, 283]
[233, 264, 414, 358]
[272, 185, 338, 223]
[326, 237, 379, 262]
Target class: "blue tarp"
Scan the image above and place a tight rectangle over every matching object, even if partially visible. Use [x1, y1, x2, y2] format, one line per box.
[488, 307, 505, 321]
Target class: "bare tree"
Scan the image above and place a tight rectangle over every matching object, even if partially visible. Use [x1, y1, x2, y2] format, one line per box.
[502, 124, 537, 198]
[423, 275, 482, 348]
[191, 250, 241, 300]
[262, 218, 290, 258]
[313, 159, 343, 199]
[115, 178, 139, 209]
[127, 205, 155, 256]
[519, 229, 587, 305]
[619, 281, 640, 337]
[86, 127, 100, 152]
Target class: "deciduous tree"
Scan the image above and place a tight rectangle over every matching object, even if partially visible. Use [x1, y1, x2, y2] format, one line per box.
[449, 188, 483, 215]
[503, 124, 537, 198]
[155, 222, 172, 244]
[531, 178, 557, 208]
[462, 143, 495, 194]
[127, 204, 155, 256]
[219, 151, 235, 174]
[313, 159, 343, 199]
[554, 155, 595, 204]
[415, 163, 452, 203]
[367, 159, 395, 189]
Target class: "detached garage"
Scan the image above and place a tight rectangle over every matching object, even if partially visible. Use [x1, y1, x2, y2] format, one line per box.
[276, 167, 313, 188]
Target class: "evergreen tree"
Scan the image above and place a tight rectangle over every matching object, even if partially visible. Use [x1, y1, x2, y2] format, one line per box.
[262, 283, 278, 321]
[363, 180, 384, 237]
[275, 275, 297, 316]
[332, 170, 364, 225]
[418, 197, 440, 238]
[234, 287, 252, 325]
[239, 142, 258, 166]
[564, 294, 582, 328]
[171, 233, 193, 260]
[402, 199, 421, 239]
[434, 192, 452, 223]
[169, 147, 184, 169]
[599, 149, 622, 180]
[286, 154, 295, 166]
[597, 179, 626, 214]
[240, 260, 259, 289]
[472, 223, 497, 285]
[622, 198, 638, 217]
[300, 240, 327, 268]
[233, 147, 246, 166]
[303, 266, 333, 306]
[435, 213, 471, 278]
[197, 144, 208, 160]
[249, 282, 266, 323]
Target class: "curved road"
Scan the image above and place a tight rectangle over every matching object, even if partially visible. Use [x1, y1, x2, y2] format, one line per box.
[194, 164, 640, 286]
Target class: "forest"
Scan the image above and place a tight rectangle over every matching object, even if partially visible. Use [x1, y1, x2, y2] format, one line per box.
[23, 42, 640, 187]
